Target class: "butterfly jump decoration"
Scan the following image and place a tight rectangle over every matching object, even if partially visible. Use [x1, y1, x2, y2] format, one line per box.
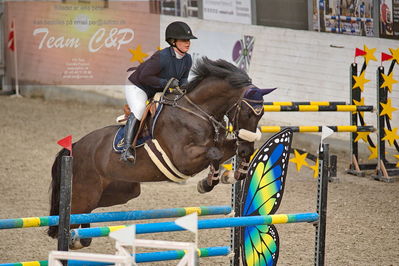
[239, 128, 293, 265]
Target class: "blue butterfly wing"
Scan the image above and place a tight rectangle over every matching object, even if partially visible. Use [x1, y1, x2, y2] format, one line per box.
[241, 129, 293, 266]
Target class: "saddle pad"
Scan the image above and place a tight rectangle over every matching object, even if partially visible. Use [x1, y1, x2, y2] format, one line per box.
[112, 126, 150, 153]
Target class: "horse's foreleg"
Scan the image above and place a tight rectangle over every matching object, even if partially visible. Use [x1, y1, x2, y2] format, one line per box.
[220, 158, 250, 184]
[216, 139, 251, 184]
[197, 147, 223, 193]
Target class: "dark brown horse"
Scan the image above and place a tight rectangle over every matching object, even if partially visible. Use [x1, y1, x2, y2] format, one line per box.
[48, 57, 274, 248]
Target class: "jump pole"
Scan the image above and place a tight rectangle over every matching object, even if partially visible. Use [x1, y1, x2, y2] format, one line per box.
[263, 101, 346, 106]
[0, 206, 232, 229]
[263, 105, 373, 112]
[69, 213, 319, 241]
[259, 125, 375, 133]
[0, 246, 231, 265]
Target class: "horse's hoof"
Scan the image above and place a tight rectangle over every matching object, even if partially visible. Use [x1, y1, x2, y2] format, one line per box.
[69, 239, 84, 250]
[80, 238, 92, 247]
[221, 170, 236, 184]
[69, 238, 92, 250]
[197, 180, 214, 194]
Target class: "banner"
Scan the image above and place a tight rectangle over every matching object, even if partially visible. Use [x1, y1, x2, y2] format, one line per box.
[5, 1, 160, 85]
[189, 30, 254, 73]
[379, 0, 399, 39]
[312, 0, 374, 37]
[203, 0, 251, 25]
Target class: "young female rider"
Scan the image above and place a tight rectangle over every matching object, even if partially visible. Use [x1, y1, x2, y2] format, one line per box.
[121, 21, 197, 162]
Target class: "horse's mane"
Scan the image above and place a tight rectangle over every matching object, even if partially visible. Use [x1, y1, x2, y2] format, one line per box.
[185, 57, 252, 92]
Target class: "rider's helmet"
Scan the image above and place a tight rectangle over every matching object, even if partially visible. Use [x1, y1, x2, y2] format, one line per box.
[165, 21, 197, 46]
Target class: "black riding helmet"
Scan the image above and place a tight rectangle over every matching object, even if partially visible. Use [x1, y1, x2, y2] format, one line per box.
[165, 21, 197, 46]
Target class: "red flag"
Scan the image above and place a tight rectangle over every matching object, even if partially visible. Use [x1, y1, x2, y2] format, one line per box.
[381, 52, 393, 62]
[8, 20, 15, 51]
[57, 135, 72, 154]
[355, 48, 366, 57]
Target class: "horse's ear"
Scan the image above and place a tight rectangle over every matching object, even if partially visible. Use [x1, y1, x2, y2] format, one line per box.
[244, 87, 277, 101]
[259, 87, 277, 96]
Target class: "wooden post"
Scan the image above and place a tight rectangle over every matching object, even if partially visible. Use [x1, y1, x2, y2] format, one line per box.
[58, 156, 73, 253]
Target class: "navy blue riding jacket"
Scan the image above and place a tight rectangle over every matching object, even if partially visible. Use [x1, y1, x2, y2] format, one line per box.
[128, 47, 192, 99]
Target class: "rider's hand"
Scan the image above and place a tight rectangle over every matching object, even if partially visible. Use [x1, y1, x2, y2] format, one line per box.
[169, 78, 180, 89]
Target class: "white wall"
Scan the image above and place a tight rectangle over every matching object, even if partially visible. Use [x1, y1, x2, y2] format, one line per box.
[161, 16, 399, 140]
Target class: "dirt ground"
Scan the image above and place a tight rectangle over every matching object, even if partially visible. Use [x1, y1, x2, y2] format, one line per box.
[0, 96, 398, 265]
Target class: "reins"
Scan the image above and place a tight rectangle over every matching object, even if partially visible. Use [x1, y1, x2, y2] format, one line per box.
[159, 86, 262, 142]
[159, 86, 228, 141]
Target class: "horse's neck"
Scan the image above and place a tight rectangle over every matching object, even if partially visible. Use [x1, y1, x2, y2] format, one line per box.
[186, 81, 244, 119]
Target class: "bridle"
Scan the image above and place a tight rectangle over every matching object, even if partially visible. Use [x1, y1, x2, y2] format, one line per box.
[160, 86, 263, 143]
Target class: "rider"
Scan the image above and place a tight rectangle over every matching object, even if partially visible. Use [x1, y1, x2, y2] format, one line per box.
[121, 21, 197, 162]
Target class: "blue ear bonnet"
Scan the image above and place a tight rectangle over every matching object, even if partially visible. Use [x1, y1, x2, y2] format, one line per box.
[243, 87, 277, 108]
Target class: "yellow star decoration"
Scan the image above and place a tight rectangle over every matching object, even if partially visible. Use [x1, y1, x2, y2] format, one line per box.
[382, 128, 399, 146]
[363, 45, 377, 65]
[380, 72, 398, 93]
[380, 98, 398, 120]
[367, 145, 378, 160]
[307, 159, 319, 178]
[157, 46, 162, 51]
[353, 97, 365, 118]
[354, 131, 371, 143]
[290, 149, 309, 172]
[353, 72, 370, 92]
[129, 45, 148, 63]
[222, 164, 233, 171]
[389, 48, 399, 63]
[394, 154, 399, 167]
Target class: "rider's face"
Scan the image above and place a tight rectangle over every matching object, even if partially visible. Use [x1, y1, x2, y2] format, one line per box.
[175, 39, 191, 54]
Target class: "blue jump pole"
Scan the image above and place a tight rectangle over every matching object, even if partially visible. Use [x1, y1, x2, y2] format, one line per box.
[0, 246, 230, 266]
[0, 206, 231, 229]
[71, 213, 319, 241]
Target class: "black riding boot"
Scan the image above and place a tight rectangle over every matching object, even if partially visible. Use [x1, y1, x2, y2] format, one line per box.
[120, 113, 138, 162]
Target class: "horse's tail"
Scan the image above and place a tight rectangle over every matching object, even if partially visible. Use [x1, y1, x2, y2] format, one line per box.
[47, 147, 72, 238]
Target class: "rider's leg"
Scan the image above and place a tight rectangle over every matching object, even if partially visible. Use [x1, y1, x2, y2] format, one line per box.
[121, 113, 139, 162]
[121, 82, 148, 162]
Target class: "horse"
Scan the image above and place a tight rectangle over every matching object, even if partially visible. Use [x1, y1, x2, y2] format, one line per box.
[48, 57, 274, 248]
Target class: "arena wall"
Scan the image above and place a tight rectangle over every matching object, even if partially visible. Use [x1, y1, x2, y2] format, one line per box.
[18, 15, 399, 145]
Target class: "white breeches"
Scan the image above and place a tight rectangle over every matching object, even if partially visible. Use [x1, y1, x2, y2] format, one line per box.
[125, 83, 148, 121]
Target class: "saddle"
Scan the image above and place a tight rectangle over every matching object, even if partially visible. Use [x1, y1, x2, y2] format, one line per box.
[113, 89, 185, 152]
[113, 93, 161, 152]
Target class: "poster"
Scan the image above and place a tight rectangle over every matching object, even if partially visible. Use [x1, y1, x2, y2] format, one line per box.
[312, 0, 374, 37]
[379, 0, 399, 39]
[5, 1, 160, 86]
[203, 0, 252, 25]
[189, 30, 255, 73]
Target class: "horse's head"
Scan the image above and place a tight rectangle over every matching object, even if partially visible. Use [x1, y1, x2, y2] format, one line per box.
[231, 87, 276, 160]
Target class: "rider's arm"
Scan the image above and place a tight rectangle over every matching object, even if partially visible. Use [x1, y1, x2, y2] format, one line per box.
[138, 53, 168, 90]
